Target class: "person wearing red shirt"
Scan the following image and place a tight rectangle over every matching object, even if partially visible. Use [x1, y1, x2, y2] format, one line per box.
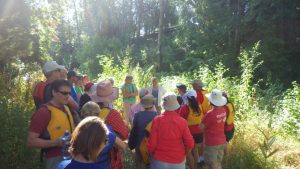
[91, 80, 129, 169]
[27, 79, 76, 169]
[200, 89, 227, 169]
[147, 92, 194, 169]
[179, 90, 204, 169]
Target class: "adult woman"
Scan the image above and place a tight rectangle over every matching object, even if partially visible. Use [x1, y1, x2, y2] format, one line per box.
[56, 116, 108, 169]
[179, 90, 204, 169]
[121, 75, 138, 125]
[148, 77, 166, 113]
[91, 80, 128, 169]
[147, 92, 194, 169]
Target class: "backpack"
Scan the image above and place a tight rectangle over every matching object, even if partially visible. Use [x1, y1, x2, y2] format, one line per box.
[139, 121, 153, 165]
[32, 81, 47, 109]
[187, 105, 204, 126]
[200, 90, 212, 113]
[225, 102, 235, 125]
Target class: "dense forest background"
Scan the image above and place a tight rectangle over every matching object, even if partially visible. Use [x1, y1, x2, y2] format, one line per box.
[1, 0, 299, 84]
[0, 0, 300, 169]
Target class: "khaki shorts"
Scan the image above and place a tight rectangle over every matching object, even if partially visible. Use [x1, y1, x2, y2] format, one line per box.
[204, 144, 226, 165]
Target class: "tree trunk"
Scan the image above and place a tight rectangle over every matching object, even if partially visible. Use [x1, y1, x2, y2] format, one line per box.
[158, 0, 165, 71]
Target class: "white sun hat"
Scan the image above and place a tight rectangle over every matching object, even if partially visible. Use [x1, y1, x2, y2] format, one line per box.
[162, 92, 180, 111]
[205, 89, 227, 107]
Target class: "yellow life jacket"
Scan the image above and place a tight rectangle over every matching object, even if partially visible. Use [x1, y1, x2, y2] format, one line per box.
[99, 108, 111, 121]
[201, 90, 212, 113]
[225, 103, 235, 125]
[187, 105, 204, 126]
[139, 121, 153, 165]
[46, 105, 75, 140]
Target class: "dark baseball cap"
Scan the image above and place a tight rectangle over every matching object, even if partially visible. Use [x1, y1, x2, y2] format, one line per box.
[67, 70, 77, 79]
[176, 84, 187, 90]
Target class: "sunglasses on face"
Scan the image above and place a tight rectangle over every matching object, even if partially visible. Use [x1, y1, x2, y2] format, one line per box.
[57, 90, 71, 96]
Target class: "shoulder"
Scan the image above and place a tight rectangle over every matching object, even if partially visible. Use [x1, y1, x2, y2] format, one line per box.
[32, 106, 51, 119]
[56, 159, 71, 169]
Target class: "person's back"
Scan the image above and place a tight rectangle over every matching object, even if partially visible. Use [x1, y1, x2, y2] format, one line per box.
[147, 93, 194, 169]
[129, 110, 158, 148]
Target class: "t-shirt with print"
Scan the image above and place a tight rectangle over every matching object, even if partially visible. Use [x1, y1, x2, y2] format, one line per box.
[202, 107, 226, 146]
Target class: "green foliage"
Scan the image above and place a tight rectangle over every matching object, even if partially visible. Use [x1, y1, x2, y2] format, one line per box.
[257, 128, 279, 160]
[0, 71, 41, 169]
[278, 82, 300, 138]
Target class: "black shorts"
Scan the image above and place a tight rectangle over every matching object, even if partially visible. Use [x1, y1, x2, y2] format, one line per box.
[192, 133, 203, 144]
[225, 127, 235, 142]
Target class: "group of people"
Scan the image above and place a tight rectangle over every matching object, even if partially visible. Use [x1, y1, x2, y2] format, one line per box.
[27, 60, 235, 169]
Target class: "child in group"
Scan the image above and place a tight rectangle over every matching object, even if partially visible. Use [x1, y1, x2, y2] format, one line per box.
[200, 89, 227, 169]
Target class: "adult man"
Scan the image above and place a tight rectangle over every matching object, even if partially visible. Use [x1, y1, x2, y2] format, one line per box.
[192, 79, 211, 113]
[33, 61, 65, 110]
[148, 77, 166, 113]
[27, 79, 75, 169]
[176, 84, 188, 105]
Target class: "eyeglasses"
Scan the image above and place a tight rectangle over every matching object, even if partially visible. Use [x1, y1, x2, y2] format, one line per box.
[57, 91, 71, 96]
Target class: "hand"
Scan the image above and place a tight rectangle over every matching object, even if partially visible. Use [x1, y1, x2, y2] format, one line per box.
[54, 138, 64, 147]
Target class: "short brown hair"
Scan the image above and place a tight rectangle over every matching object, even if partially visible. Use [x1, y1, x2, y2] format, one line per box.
[69, 116, 108, 161]
[81, 101, 100, 118]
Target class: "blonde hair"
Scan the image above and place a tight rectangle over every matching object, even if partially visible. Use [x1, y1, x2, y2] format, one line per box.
[81, 101, 100, 118]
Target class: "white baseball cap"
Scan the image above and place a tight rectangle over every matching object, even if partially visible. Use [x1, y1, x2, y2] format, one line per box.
[185, 90, 197, 99]
[42, 61, 65, 74]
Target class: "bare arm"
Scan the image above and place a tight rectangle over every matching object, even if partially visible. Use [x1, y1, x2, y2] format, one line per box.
[114, 137, 127, 150]
[27, 131, 62, 149]
[122, 88, 131, 98]
[68, 96, 79, 111]
[199, 123, 205, 130]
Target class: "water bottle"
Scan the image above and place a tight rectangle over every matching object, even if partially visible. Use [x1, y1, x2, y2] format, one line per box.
[61, 130, 71, 160]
